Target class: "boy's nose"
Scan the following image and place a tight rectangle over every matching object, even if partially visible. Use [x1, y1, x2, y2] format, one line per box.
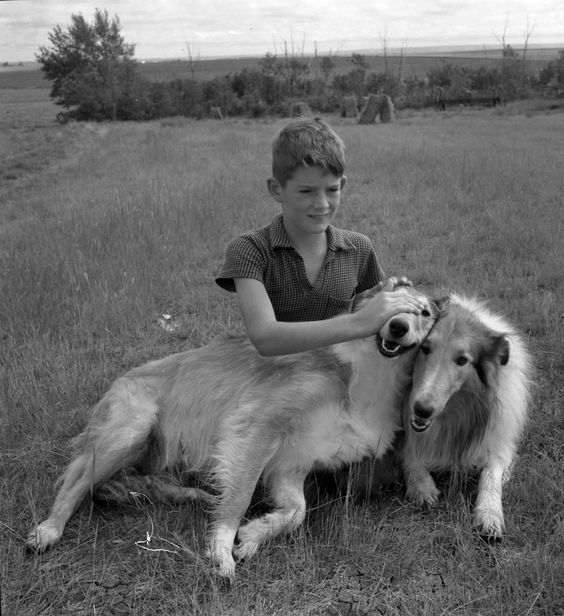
[313, 193, 330, 210]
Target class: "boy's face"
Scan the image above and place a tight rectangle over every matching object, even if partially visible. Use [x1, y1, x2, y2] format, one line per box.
[267, 166, 346, 240]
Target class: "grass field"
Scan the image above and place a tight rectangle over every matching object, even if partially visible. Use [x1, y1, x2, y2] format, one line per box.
[0, 94, 563, 615]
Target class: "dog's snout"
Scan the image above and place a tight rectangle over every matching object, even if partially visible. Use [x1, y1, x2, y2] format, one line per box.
[389, 317, 409, 339]
[413, 401, 433, 419]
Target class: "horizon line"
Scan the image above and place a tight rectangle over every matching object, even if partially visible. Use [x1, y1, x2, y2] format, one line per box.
[3, 42, 563, 66]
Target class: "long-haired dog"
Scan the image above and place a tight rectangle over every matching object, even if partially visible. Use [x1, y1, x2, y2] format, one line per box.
[400, 294, 533, 540]
[27, 285, 440, 578]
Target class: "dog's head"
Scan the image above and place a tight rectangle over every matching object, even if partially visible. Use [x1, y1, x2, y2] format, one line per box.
[407, 298, 510, 433]
[353, 282, 445, 359]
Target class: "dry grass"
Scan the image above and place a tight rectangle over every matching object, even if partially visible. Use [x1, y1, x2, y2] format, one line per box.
[0, 100, 563, 615]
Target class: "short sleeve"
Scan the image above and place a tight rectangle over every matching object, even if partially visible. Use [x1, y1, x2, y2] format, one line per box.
[215, 235, 268, 292]
[355, 235, 386, 293]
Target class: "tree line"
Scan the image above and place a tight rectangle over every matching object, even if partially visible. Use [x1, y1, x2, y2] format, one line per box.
[36, 9, 564, 123]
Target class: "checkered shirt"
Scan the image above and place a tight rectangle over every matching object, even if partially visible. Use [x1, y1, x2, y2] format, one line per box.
[216, 214, 385, 321]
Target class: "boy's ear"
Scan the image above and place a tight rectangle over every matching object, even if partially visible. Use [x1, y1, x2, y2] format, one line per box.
[267, 178, 283, 202]
[340, 175, 347, 190]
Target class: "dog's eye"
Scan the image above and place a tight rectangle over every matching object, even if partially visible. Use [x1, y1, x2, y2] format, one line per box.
[455, 356, 469, 366]
[421, 308, 431, 317]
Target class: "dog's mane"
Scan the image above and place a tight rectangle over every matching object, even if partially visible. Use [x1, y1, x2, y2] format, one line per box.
[433, 386, 494, 465]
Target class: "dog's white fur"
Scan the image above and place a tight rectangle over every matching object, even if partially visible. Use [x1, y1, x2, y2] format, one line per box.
[400, 294, 533, 539]
[27, 285, 439, 578]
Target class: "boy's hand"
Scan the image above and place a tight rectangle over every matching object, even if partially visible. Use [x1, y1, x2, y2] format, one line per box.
[374, 276, 413, 292]
[354, 278, 424, 337]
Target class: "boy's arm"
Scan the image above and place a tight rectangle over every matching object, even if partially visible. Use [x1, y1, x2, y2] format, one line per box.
[234, 278, 424, 356]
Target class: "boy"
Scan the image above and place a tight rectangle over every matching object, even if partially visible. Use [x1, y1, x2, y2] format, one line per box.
[216, 118, 423, 356]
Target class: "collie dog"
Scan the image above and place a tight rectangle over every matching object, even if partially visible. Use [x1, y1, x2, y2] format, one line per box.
[400, 294, 533, 540]
[27, 285, 440, 578]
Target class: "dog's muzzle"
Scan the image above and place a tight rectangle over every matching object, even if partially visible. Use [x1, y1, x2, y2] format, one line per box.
[410, 401, 434, 432]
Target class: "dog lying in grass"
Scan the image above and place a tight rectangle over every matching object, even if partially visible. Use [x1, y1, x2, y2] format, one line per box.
[28, 284, 440, 578]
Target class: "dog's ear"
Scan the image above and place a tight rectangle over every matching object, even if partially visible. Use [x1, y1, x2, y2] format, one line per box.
[476, 334, 510, 387]
[431, 296, 450, 314]
[498, 337, 510, 366]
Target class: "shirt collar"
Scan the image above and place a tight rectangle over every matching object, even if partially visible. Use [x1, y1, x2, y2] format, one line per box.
[269, 214, 293, 248]
[269, 214, 353, 252]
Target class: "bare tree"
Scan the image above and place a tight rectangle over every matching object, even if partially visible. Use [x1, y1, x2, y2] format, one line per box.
[397, 40, 408, 83]
[185, 42, 200, 79]
[273, 29, 312, 93]
[380, 26, 389, 74]
[493, 14, 509, 50]
[521, 14, 536, 70]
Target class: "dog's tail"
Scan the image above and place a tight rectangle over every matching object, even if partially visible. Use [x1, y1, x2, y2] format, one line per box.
[94, 470, 217, 506]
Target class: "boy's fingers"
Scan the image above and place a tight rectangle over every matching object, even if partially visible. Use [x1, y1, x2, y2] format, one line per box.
[400, 297, 425, 313]
[381, 277, 396, 291]
[379, 276, 415, 292]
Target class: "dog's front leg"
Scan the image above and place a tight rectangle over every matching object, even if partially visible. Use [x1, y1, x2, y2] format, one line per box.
[403, 461, 440, 507]
[233, 471, 307, 561]
[207, 523, 239, 579]
[206, 435, 275, 578]
[474, 461, 506, 540]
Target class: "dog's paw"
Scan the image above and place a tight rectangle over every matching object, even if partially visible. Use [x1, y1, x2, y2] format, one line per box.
[205, 544, 236, 580]
[232, 539, 260, 562]
[474, 508, 505, 541]
[406, 477, 440, 508]
[27, 522, 61, 552]
[232, 524, 262, 561]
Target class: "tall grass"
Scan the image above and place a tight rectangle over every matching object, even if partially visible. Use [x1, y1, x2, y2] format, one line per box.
[1, 107, 563, 615]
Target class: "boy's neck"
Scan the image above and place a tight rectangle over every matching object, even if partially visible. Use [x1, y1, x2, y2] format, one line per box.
[282, 219, 328, 256]
[285, 225, 328, 285]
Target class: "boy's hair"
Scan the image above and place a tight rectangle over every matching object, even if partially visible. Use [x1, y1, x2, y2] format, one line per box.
[271, 118, 346, 185]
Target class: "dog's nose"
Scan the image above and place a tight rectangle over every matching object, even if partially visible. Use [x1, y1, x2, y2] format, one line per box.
[389, 317, 409, 338]
[413, 401, 433, 419]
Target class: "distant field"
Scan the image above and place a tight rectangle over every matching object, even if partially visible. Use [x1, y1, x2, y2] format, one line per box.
[0, 66, 50, 89]
[1, 101, 562, 615]
[1, 48, 561, 89]
[0, 87, 56, 129]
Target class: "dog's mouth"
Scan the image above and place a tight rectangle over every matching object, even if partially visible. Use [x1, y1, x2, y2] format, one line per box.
[410, 416, 433, 432]
[376, 334, 414, 358]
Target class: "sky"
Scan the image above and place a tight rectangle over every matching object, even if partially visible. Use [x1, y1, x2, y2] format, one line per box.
[1, 0, 563, 63]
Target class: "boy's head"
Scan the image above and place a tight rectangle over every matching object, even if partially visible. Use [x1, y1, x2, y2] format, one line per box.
[271, 118, 346, 186]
